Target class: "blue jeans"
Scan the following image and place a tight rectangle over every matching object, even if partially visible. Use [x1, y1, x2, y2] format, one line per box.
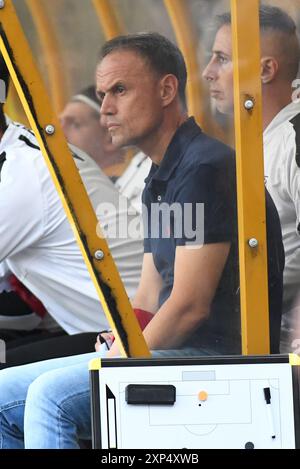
[0, 345, 217, 449]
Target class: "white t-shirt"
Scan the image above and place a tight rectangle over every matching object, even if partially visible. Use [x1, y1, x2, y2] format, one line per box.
[0, 122, 143, 334]
[116, 151, 152, 214]
[263, 102, 300, 333]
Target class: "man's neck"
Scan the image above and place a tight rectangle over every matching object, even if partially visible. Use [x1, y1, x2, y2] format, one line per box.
[262, 84, 292, 131]
[144, 111, 188, 165]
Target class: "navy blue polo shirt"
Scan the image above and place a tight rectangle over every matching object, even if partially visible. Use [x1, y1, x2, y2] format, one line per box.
[142, 117, 284, 353]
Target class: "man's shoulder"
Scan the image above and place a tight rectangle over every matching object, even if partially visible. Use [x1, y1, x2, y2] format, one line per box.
[0, 123, 42, 178]
[2, 122, 40, 153]
[1, 126, 117, 195]
[181, 131, 235, 171]
[69, 143, 121, 195]
[265, 112, 300, 168]
[265, 106, 300, 144]
[272, 114, 300, 140]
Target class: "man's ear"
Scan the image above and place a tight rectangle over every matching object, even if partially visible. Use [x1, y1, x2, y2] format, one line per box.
[261, 56, 278, 84]
[160, 74, 178, 107]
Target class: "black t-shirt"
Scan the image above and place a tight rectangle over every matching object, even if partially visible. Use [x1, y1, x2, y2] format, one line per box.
[143, 117, 284, 353]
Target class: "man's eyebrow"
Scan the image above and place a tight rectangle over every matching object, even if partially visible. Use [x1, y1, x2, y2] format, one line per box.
[212, 49, 230, 57]
[96, 80, 125, 97]
[63, 115, 75, 122]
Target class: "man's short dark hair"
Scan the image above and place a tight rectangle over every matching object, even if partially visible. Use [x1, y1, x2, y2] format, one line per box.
[216, 5, 300, 80]
[216, 5, 298, 33]
[99, 32, 187, 109]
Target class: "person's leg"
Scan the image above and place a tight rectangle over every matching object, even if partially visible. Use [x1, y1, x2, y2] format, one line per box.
[24, 359, 93, 448]
[0, 349, 103, 449]
[24, 344, 111, 449]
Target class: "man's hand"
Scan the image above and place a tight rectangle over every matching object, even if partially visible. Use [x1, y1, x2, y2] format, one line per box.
[105, 341, 121, 357]
[94, 332, 114, 352]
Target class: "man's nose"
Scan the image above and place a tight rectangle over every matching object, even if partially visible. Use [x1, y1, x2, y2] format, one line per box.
[59, 115, 67, 134]
[100, 94, 114, 115]
[202, 60, 215, 81]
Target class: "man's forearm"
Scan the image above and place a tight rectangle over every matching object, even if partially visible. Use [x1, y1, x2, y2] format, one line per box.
[142, 296, 208, 350]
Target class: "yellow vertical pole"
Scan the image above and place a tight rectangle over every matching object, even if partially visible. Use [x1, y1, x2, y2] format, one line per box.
[92, 0, 124, 39]
[231, 0, 270, 354]
[0, 0, 150, 358]
[25, 0, 69, 112]
[163, 0, 205, 126]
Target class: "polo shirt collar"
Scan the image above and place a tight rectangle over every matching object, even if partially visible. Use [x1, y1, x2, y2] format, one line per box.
[145, 117, 200, 183]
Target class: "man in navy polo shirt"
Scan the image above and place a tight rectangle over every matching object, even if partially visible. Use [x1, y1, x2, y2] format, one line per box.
[99, 32, 284, 356]
[0, 32, 284, 449]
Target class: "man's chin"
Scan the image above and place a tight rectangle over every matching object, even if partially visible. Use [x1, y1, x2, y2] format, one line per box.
[215, 101, 233, 116]
[111, 136, 137, 150]
[111, 137, 125, 149]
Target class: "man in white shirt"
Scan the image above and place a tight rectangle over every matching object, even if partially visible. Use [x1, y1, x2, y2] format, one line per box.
[202, 4, 300, 352]
[0, 56, 143, 350]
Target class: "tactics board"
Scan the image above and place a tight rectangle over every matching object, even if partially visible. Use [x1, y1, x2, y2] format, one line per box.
[89, 355, 300, 449]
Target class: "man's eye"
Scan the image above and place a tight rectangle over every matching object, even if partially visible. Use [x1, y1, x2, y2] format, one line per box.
[96, 92, 104, 104]
[218, 56, 228, 64]
[116, 85, 125, 94]
[71, 122, 82, 129]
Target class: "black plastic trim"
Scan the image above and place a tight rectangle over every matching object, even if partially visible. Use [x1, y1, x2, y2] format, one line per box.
[100, 354, 290, 368]
[89, 370, 101, 449]
[292, 365, 300, 448]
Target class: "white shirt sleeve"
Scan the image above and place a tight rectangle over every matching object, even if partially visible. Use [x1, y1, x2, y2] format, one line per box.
[0, 151, 45, 261]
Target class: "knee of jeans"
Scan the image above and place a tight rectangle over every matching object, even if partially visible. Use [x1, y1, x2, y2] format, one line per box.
[26, 366, 75, 411]
[0, 369, 24, 407]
